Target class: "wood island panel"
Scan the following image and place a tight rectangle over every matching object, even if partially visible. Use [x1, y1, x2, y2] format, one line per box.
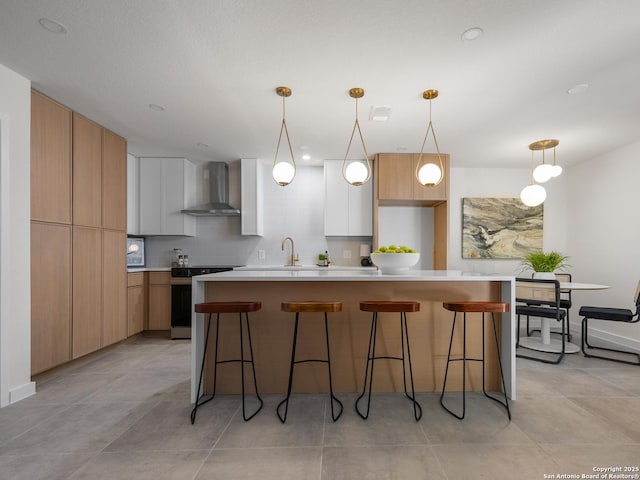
[199, 280, 503, 396]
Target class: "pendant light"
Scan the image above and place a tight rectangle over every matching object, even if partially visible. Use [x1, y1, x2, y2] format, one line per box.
[520, 144, 547, 207]
[272, 86, 296, 186]
[531, 139, 560, 183]
[342, 88, 371, 186]
[415, 89, 445, 187]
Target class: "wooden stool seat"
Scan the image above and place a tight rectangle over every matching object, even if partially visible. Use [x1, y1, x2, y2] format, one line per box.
[195, 301, 261, 314]
[281, 301, 342, 313]
[277, 301, 343, 423]
[355, 300, 422, 421]
[190, 301, 263, 424]
[443, 301, 509, 314]
[440, 300, 511, 421]
[360, 301, 420, 313]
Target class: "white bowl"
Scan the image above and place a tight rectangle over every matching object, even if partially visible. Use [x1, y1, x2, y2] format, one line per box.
[370, 252, 420, 274]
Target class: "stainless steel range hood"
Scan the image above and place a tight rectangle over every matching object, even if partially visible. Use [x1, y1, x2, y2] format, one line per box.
[181, 162, 240, 216]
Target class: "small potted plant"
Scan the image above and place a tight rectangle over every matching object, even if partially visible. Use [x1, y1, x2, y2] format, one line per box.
[519, 250, 570, 279]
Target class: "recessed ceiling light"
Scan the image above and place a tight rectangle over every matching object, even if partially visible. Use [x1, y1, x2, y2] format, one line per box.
[301, 154, 311, 161]
[148, 103, 165, 111]
[369, 105, 392, 121]
[461, 27, 483, 41]
[38, 18, 68, 34]
[566, 83, 589, 95]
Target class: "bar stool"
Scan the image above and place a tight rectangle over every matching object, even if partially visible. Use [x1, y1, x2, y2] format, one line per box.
[440, 301, 511, 420]
[355, 301, 422, 421]
[190, 301, 263, 424]
[277, 301, 344, 423]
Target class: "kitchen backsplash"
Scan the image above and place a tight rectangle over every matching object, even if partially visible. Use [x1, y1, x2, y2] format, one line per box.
[144, 164, 372, 267]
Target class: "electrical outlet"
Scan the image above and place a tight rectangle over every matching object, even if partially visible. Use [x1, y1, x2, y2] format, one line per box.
[343, 250, 352, 259]
[258, 249, 266, 260]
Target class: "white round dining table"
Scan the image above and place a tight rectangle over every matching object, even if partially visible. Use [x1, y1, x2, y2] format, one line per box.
[518, 282, 608, 354]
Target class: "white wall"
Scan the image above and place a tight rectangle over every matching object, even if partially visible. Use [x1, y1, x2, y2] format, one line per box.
[566, 141, 640, 348]
[448, 166, 569, 274]
[0, 63, 34, 406]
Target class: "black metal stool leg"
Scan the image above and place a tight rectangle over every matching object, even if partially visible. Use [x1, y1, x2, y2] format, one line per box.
[401, 312, 422, 421]
[277, 313, 300, 423]
[355, 312, 378, 419]
[324, 312, 343, 421]
[440, 312, 467, 419]
[243, 311, 263, 421]
[480, 313, 511, 419]
[190, 313, 215, 424]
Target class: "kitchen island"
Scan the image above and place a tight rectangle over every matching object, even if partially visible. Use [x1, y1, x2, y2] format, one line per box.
[191, 269, 516, 403]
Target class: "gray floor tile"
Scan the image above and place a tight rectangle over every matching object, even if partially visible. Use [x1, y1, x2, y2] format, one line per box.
[580, 367, 640, 396]
[322, 445, 447, 480]
[418, 393, 531, 445]
[81, 372, 189, 403]
[67, 450, 208, 480]
[323, 393, 428, 446]
[539, 444, 640, 472]
[0, 453, 93, 480]
[0, 403, 69, 446]
[198, 447, 321, 480]
[432, 443, 559, 480]
[509, 395, 637, 444]
[19, 372, 125, 406]
[0, 402, 151, 455]
[216, 394, 325, 448]
[568, 396, 640, 442]
[104, 398, 239, 452]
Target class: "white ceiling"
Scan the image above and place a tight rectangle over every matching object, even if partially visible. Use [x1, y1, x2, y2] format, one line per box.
[2, 0, 640, 169]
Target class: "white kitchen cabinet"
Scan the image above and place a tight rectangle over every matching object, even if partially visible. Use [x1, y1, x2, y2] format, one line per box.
[324, 160, 373, 236]
[241, 158, 264, 236]
[127, 153, 139, 235]
[139, 157, 196, 236]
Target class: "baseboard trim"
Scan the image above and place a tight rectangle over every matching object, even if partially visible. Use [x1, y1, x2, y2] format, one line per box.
[9, 381, 36, 404]
[570, 320, 640, 351]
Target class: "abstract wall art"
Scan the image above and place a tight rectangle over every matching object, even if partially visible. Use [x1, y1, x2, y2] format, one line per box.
[462, 197, 543, 259]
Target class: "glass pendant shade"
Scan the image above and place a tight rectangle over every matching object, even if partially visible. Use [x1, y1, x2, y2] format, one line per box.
[272, 161, 295, 186]
[344, 161, 369, 185]
[520, 184, 546, 207]
[550, 164, 563, 177]
[533, 163, 554, 183]
[342, 88, 372, 186]
[417, 162, 443, 186]
[272, 86, 296, 186]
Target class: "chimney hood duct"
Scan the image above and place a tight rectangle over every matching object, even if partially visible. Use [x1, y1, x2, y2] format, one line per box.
[181, 162, 240, 216]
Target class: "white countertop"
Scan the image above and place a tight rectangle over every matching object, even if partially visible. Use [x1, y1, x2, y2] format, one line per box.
[234, 265, 376, 272]
[127, 267, 171, 273]
[193, 269, 515, 282]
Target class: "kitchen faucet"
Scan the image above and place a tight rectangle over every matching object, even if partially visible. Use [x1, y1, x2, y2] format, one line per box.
[281, 236, 299, 266]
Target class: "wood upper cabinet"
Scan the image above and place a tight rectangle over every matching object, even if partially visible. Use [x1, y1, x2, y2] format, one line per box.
[72, 226, 103, 358]
[31, 91, 72, 224]
[376, 153, 449, 204]
[103, 230, 127, 346]
[102, 130, 127, 231]
[73, 113, 103, 227]
[31, 222, 72, 374]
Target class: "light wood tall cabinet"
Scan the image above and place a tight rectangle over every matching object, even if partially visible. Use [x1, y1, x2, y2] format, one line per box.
[30, 222, 72, 375]
[31, 89, 128, 374]
[374, 153, 449, 270]
[73, 113, 103, 227]
[31, 91, 72, 224]
[103, 230, 127, 345]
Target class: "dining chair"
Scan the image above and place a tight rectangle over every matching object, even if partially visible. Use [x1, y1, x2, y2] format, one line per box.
[516, 277, 566, 364]
[579, 280, 640, 365]
[526, 272, 572, 341]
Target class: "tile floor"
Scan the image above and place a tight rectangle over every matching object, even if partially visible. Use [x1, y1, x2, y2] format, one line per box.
[1, 333, 638, 480]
